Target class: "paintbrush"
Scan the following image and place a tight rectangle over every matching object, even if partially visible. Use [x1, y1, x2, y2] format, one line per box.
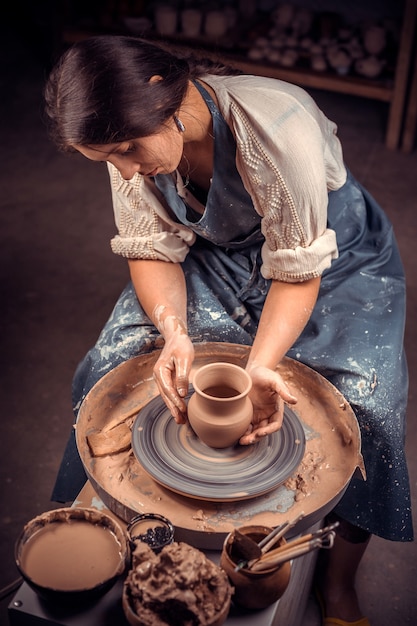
[250, 536, 326, 571]
[246, 521, 338, 571]
[258, 512, 305, 554]
[260, 520, 339, 558]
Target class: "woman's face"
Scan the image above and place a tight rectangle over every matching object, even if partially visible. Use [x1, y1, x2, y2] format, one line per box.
[74, 120, 184, 181]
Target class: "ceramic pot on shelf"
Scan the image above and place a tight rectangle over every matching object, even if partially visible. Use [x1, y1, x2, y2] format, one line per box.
[187, 362, 253, 448]
[204, 10, 228, 38]
[355, 55, 385, 78]
[363, 25, 386, 56]
[154, 5, 177, 36]
[181, 8, 202, 38]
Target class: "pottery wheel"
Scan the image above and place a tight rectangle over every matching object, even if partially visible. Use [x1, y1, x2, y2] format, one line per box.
[76, 343, 364, 549]
[131, 394, 306, 502]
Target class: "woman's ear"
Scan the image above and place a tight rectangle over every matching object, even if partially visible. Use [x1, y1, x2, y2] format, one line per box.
[149, 74, 163, 83]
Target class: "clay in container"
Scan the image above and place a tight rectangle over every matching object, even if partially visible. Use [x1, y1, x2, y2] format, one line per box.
[123, 541, 232, 626]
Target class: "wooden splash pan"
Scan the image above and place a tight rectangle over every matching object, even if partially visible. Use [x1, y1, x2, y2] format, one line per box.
[76, 343, 365, 550]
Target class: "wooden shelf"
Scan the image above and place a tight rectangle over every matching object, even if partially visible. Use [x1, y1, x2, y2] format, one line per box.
[401, 2, 417, 151]
[62, 0, 417, 149]
[185, 50, 396, 102]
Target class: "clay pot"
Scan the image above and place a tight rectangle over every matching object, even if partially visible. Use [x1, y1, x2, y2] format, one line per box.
[204, 10, 228, 38]
[327, 46, 352, 75]
[292, 7, 313, 37]
[363, 25, 386, 56]
[355, 55, 385, 78]
[188, 362, 253, 448]
[311, 54, 327, 72]
[181, 8, 202, 37]
[272, 3, 295, 29]
[154, 5, 177, 36]
[280, 49, 298, 67]
[220, 525, 291, 609]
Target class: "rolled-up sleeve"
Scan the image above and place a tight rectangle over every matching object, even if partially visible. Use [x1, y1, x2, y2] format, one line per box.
[108, 164, 196, 262]
[261, 228, 337, 282]
[208, 75, 344, 282]
[232, 99, 340, 282]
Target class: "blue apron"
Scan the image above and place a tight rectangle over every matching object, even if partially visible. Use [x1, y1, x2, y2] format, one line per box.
[52, 81, 413, 543]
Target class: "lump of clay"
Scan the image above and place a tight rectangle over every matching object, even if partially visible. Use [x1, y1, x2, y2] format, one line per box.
[86, 420, 132, 457]
[123, 541, 232, 626]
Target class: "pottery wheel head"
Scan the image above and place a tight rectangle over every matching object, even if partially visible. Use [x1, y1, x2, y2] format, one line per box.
[131, 393, 306, 502]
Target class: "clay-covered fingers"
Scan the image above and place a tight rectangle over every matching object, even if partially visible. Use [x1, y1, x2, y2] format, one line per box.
[239, 406, 282, 445]
[239, 366, 298, 445]
[152, 336, 194, 424]
[155, 362, 187, 423]
[249, 366, 297, 407]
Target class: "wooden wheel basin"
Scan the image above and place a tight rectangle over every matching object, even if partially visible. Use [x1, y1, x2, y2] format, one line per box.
[76, 342, 364, 549]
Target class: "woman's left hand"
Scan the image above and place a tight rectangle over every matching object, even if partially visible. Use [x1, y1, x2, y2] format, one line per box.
[239, 365, 297, 445]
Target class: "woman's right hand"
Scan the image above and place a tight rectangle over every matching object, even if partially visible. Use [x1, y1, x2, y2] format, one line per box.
[127, 259, 194, 424]
[153, 332, 195, 424]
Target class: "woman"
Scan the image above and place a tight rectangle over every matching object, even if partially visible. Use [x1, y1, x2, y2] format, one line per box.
[44, 36, 413, 625]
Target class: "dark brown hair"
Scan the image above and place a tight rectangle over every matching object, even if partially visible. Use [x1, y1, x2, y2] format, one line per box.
[44, 36, 239, 151]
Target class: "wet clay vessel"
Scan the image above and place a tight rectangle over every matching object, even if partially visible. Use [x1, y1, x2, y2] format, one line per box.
[187, 362, 253, 448]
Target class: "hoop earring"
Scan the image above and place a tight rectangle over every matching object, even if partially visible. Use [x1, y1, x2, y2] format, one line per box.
[174, 115, 186, 132]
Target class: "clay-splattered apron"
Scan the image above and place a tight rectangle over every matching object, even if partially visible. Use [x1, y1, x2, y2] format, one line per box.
[52, 82, 413, 543]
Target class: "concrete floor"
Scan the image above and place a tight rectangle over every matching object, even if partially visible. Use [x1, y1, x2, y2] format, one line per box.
[1, 24, 416, 626]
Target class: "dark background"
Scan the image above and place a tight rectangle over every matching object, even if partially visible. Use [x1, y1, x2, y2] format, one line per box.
[1, 1, 416, 624]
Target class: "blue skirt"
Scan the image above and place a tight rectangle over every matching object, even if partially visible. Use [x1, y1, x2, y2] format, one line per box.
[52, 171, 413, 542]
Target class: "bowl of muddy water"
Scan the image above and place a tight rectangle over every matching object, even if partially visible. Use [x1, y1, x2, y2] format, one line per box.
[15, 507, 129, 605]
